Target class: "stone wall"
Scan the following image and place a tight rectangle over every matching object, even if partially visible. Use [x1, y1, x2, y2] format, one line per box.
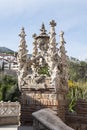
[0, 101, 20, 125]
[0, 116, 19, 125]
[20, 89, 58, 125]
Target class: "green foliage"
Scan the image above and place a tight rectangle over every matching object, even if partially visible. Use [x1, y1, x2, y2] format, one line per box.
[0, 73, 20, 102]
[38, 65, 50, 76]
[68, 81, 87, 112]
[68, 59, 87, 82]
[67, 58, 87, 112]
[67, 86, 80, 112]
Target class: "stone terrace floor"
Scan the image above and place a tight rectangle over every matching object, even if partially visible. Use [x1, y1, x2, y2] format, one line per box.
[0, 125, 33, 130]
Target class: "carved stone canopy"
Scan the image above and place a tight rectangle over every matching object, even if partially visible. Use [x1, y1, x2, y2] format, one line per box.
[35, 23, 49, 52]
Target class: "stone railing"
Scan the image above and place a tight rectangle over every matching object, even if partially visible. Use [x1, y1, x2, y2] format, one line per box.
[32, 108, 74, 130]
[0, 101, 20, 125]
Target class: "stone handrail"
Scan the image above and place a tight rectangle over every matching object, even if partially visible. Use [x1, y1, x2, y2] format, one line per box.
[32, 108, 74, 130]
[0, 101, 20, 116]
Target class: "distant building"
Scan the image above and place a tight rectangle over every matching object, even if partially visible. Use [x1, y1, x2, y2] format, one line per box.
[0, 53, 18, 72]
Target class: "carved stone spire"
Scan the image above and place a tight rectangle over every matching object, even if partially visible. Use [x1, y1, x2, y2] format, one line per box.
[48, 20, 57, 54]
[59, 31, 66, 64]
[57, 31, 69, 121]
[32, 33, 38, 58]
[18, 27, 27, 52]
[47, 20, 60, 92]
[40, 23, 47, 35]
[59, 31, 68, 93]
[19, 27, 26, 38]
[31, 33, 39, 78]
[59, 31, 66, 45]
[17, 27, 28, 90]
[50, 20, 56, 37]
[36, 23, 49, 54]
[47, 20, 57, 71]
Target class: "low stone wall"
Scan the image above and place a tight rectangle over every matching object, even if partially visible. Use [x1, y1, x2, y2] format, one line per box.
[0, 101, 20, 125]
[0, 116, 19, 125]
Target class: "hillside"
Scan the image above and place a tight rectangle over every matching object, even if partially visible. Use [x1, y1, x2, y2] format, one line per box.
[0, 47, 14, 53]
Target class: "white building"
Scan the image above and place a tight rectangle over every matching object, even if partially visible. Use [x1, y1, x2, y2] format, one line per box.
[0, 53, 18, 71]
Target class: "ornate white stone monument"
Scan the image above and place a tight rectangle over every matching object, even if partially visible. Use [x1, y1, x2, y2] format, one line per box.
[17, 20, 68, 125]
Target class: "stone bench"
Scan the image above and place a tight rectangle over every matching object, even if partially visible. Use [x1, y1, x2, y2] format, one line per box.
[32, 108, 74, 130]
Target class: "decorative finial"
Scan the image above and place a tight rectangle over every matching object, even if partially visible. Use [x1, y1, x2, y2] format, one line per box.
[59, 31, 66, 44]
[40, 23, 47, 34]
[59, 31, 64, 36]
[19, 27, 26, 38]
[32, 33, 37, 39]
[50, 20, 56, 27]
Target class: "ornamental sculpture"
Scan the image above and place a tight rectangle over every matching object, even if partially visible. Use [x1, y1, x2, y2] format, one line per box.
[17, 20, 68, 125]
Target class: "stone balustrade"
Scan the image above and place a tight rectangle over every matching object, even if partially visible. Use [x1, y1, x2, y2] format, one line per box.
[0, 101, 20, 125]
[0, 101, 20, 116]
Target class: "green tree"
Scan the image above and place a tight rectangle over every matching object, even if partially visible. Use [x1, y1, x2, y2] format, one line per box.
[68, 58, 87, 82]
[0, 74, 20, 101]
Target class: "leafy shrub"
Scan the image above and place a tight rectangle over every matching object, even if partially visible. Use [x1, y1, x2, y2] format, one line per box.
[67, 80, 87, 112]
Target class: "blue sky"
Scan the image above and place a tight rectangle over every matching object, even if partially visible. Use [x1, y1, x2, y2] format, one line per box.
[0, 0, 87, 60]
